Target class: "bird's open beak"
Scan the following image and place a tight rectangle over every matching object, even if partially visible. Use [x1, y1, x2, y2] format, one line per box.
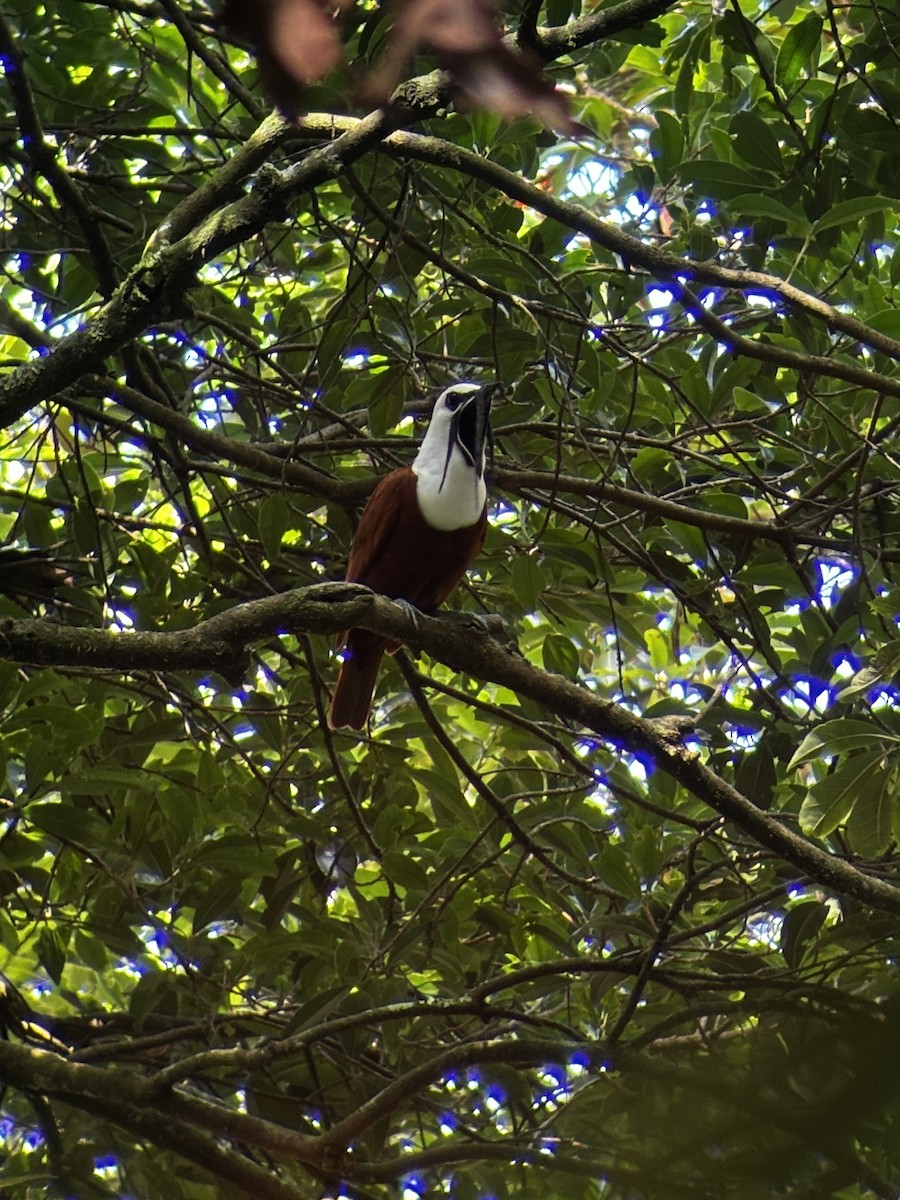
[455, 383, 497, 478]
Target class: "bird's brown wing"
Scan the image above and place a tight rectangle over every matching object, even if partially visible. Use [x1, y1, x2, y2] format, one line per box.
[329, 470, 414, 728]
[333, 468, 412, 654]
[345, 468, 413, 586]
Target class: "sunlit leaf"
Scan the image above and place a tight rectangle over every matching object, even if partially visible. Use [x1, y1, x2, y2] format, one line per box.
[774, 15, 823, 92]
[788, 720, 900, 769]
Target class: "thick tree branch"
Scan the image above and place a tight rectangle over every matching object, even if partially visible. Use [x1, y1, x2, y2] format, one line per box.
[0, 1040, 313, 1200]
[534, 0, 677, 58]
[5, 83, 900, 444]
[372, 128, 900, 367]
[4, 581, 900, 916]
[148, 110, 288, 249]
[0, 109, 397, 430]
[0, 1025, 610, 1189]
[0, 582, 372, 681]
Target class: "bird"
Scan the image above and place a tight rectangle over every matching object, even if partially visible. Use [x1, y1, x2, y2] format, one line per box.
[328, 381, 495, 730]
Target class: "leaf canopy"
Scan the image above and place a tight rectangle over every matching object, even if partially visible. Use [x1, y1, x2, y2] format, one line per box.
[1, 1, 900, 1198]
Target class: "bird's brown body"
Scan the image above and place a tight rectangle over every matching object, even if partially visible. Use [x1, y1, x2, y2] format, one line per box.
[328, 382, 494, 731]
[328, 467, 487, 730]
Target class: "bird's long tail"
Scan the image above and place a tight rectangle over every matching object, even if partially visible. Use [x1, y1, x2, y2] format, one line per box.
[327, 630, 386, 730]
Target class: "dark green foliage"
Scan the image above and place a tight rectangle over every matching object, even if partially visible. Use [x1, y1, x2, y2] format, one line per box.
[0, 1, 899, 1199]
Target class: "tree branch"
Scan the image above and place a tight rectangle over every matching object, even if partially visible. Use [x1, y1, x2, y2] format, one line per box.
[0, 1040, 314, 1200]
[4, 581, 900, 917]
[5, 87, 900, 444]
[535, 0, 677, 58]
[0, 108, 398, 430]
[373, 127, 900, 367]
[0, 11, 118, 296]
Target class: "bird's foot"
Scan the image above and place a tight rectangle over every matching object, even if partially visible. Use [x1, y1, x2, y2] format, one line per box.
[383, 598, 422, 656]
[391, 598, 422, 629]
[437, 611, 513, 642]
[387, 603, 516, 648]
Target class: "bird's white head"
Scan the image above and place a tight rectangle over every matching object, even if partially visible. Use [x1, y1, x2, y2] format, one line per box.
[412, 382, 496, 531]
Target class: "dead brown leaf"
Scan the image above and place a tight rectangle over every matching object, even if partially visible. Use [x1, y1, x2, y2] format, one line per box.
[220, 0, 342, 113]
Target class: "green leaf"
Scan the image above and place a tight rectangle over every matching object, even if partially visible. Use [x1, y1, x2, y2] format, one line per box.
[542, 634, 580, 678]
[846, 764, 895, 856]
[788, 719, 900, 769]
[780, 900, 828, 967]
[672, 24, 710, 115]
[466, 256, 543, 290]
[129, 971, 180, 1028]
[872, 640, 900, 677]
[813, 195, 896, 233]
[730, 384, 770, 413]
[835, 665, 883, 703]
[644, 627, 668, 671]
[26, 801, 100, 844]
[729, 111, 783, 173]
[382, 850, 428, 892]
[775, 15, 823, 92]
[281, 985, 351, 1036]
[692, 491, 749, 520]
[678, 160, 766, 200]
[192, 875, 243, 934]
[511, 554, 545, 612]
[731, 193, 803, 227]
[36, 927, 67, 985]
[367, 367, 408, 437]
[73, 928, 109, 971]
[597, 844, 641, 899]
[668, 520, 708, 564]
[799, 750, 887, 838]
[316, 317, 354, 387]
[862, 307, 900, 340]
[258, 493, 294, 563]
[735, 742, 777, 808]
[649, 110, 684, 181]
[631, 446, 676, 486]
[58, 765, 151, 795]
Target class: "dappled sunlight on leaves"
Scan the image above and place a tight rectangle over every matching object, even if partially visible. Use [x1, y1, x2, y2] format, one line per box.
[0, 0, 899, 1196]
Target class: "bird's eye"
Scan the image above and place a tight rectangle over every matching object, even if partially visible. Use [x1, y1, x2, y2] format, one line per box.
[444, 385, 479, 412]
